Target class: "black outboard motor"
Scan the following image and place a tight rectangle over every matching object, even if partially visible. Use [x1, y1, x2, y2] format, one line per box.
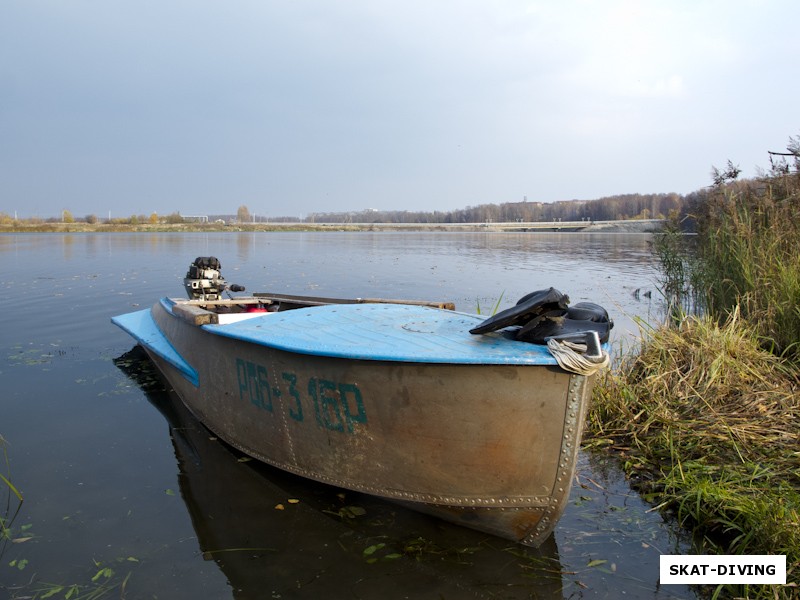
[469, 287, 613, 345]
[184, 257, 244, 300]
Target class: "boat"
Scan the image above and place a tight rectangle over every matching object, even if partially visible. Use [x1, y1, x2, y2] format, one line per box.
[112, 257, 612, 547]
[114, 347, 565, 597]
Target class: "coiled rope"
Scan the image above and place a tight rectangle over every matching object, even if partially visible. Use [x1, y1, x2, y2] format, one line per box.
[546, 338, 610, 376]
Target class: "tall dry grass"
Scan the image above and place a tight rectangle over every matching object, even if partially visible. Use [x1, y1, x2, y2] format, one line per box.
[692, 170, 800, 358]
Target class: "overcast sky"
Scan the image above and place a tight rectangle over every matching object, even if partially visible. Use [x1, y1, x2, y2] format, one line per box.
[2, 1, 798, 219]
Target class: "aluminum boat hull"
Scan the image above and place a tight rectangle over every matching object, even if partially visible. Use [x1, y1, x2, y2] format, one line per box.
[113, 297, 595, 546]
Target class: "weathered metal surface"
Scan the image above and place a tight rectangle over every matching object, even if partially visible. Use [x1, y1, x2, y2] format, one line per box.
[115, 297, 595, 546]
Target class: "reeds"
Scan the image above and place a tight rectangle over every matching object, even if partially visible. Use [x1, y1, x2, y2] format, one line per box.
[651, 224, 703, 319]
[692, 172, 800, 359]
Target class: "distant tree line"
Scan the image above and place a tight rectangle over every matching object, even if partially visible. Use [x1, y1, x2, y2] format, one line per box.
[0, 211, 192, 226]
[293, 192, 684, 225]
[0, 193, 685, 227]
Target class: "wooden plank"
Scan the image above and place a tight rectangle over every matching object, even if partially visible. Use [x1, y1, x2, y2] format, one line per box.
[252, 292, 455, 311]
[252, 292, 357, 306]
[182, 298, 266, 307]
[173, 303, 218, 325]
[360, 298, 456, 311]
[175, 293, 455, 312]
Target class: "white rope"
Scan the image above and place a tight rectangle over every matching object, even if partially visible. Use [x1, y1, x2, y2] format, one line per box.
[546, 338, 610, 376]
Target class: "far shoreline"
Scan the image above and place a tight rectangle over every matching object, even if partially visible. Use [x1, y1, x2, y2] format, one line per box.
[0, 219, 663, 234]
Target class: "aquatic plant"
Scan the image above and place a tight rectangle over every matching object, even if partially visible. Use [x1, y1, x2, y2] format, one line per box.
[650, 224, 703, 320]
[16, 563, 133, 600]
[1, 437, 26, 596]
[0, 435, 22, 504]
[475, 291, 504, 316]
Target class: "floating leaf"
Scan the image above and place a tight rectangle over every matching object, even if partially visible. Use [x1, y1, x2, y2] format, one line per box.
[237, 457, 252, 463]
[10, 558, 28, 570]
[342, 506, 366, 518]
[40, 586, 64, 599]
[587, 559, 608, 568]
[91, 567, 114, 582]
[274, 504, 285, 510]
[12, 536, 33, 543]
[363, 543, 385, 557]
[287, 498, 300, 504]
[165, 489, 176, 496]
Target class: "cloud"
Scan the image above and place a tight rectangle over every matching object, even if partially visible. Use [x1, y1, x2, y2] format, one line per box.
[1, 0, 799, 217]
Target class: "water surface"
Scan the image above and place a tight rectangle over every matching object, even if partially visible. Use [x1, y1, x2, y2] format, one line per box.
[1, 232, 694, 599]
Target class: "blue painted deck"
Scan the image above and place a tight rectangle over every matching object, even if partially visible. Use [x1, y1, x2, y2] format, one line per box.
[112, 308, 200, 385]
[204, 303, 559, 365]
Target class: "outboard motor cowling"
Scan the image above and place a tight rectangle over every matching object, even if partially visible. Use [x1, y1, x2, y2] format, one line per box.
[184, 256, 236, 300]
[469, 288, 613, 344]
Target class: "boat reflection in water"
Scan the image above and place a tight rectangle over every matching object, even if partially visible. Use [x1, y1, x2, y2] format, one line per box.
[116, 347, 564, 599]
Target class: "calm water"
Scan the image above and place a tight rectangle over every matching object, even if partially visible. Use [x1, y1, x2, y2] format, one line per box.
[1, 232, 696, 599]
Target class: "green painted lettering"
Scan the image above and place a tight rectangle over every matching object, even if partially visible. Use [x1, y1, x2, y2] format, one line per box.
[240, 364, 366, 434]
[318, 379, 344, 432]
[256, 364, 272, 412]
[282, 372, 303, 421]
[236, 358, 272, 412]
[236, 358, 248, 400]
[339, 383, 366, 432]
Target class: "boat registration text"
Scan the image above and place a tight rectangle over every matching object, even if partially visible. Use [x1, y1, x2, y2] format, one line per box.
[235, 357, 367, 434]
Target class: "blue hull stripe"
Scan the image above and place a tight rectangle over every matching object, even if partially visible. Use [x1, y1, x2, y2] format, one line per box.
[111, 309, 199, 386]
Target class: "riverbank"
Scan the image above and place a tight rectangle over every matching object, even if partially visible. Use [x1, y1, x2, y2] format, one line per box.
[0, 222, 362, 233]
[585, 313, 799, 598]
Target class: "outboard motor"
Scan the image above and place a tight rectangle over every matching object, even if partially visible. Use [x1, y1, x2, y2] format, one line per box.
[184, 256, 244, 300]
[469, 288, 613, 344]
